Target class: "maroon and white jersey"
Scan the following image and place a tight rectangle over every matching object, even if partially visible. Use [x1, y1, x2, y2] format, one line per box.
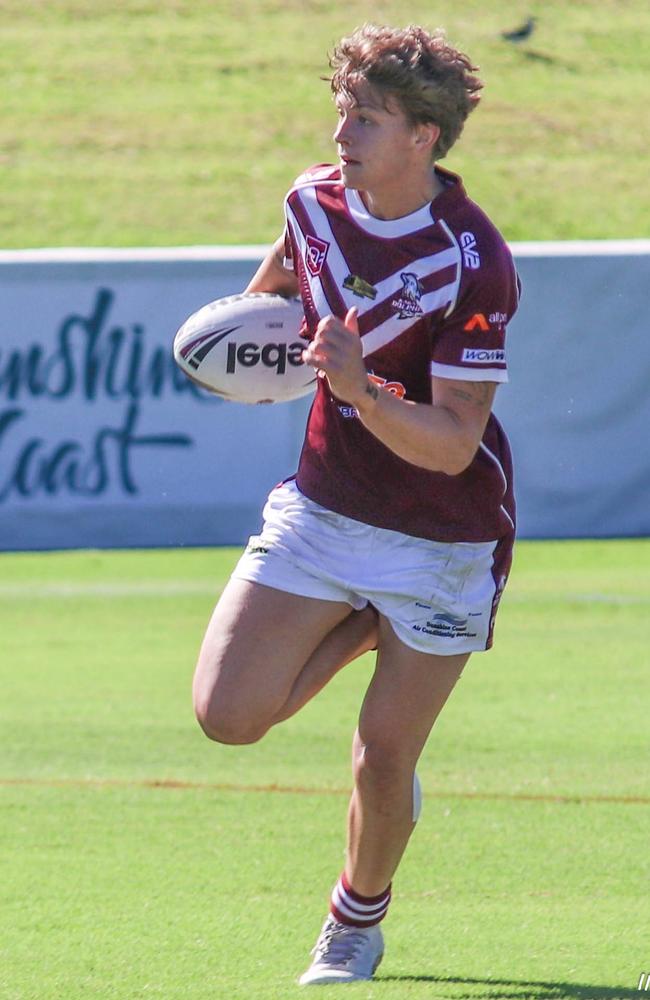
[284, 164, 520, 544]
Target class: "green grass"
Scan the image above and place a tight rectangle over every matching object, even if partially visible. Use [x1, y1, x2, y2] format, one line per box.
[1, 540, 649, 998]
[0, 0, 649, 247]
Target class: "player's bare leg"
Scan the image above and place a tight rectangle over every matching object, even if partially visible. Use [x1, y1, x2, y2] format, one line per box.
[270, 605, 378, 724]
[299, 618, 468, 985]
[193, 578, 375, 744]
[345, 621, 469, 895]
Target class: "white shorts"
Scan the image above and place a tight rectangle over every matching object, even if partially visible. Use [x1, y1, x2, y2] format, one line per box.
[232, 481, 512, 656]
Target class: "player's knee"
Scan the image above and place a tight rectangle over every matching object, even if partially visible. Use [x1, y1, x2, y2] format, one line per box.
[353, 737, 413, 791]
[354, 739, 422, 819]
[193, 696, 268, 746]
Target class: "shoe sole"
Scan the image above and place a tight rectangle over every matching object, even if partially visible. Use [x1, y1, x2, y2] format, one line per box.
[298, 950, 383, 986]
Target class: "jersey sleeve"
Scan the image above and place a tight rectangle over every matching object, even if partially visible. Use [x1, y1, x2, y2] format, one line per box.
[430, 241, 520, 383]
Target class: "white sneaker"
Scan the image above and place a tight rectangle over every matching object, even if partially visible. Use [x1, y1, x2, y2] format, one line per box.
[298, 915, 384, 985]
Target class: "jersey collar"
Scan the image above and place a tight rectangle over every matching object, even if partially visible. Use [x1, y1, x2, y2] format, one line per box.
[343, 166, 463, 238]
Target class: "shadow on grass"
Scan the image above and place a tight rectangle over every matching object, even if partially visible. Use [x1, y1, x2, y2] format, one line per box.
[376, 974, 640, 999]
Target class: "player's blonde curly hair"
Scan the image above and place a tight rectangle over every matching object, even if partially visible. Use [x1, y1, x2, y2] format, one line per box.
[329, 23, 483, 160]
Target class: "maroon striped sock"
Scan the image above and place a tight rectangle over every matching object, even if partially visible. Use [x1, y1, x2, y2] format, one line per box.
[329, 871, 392, 927]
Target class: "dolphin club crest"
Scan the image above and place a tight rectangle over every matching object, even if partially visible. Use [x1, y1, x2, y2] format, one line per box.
[391, 272, 424, 319]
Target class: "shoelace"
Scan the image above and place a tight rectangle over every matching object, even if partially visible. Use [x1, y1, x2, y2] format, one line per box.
[313, 922, 368, 966]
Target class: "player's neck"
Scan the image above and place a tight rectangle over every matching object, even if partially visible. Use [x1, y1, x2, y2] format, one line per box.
[359, 167, 446, 221]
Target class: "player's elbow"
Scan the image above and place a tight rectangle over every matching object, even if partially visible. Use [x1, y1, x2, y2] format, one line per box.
[441, 441, 478, 476]
[418, 437, 477, 476]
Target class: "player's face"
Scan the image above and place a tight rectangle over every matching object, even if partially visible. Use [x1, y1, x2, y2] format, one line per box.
[333, 80, 423, 201]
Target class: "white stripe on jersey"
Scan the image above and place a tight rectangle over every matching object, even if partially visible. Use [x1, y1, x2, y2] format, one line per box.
[430, 361, 509, 383]
[361, 281, 459, 358]
[500, 505, 515, 530]
[369, 246, 459, 304]
[480, 443, 515, 529]
[287, 182, 463, 356]
[437, 220, 463, 318]
[479, 442, 508, 493]
[284, 205, 334, 318]
[296, 186, 461, 318]
[292, 167, 339, 189]
[292, 186, 353, 303]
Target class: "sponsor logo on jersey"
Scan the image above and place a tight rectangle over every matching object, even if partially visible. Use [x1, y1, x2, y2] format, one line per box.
[368, 373, 407, 398]
[337, 374, 407, 418]
[343, 274, 378, 300]
[305, 234, 330, 276]
[460, 232, 481, 269]
[489, 312, 507, 325]
[391, 272, 424, 319]
[462, 348, 506, 364]
[463, 313, 490, 332]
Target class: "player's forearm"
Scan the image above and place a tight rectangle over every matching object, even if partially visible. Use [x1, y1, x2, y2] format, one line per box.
[354, 383, 478, 475]
[245, 238, 299, 297]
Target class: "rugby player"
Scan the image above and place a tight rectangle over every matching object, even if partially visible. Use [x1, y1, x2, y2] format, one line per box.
[193, 23, 519, 985]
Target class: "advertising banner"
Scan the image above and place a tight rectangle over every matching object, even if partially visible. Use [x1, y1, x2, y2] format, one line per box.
[1, 242, 649, 549]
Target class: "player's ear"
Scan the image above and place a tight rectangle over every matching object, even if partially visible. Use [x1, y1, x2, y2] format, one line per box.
[413, 121, 439, 154]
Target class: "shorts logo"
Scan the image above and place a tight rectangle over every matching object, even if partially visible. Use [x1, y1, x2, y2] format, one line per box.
[305, 235, 329, 277]
[412, 612, 477, 639]
[462, 348, 506, 363]
[460, 232, 481, 269]
[463, 313, 490, 332]
[391, 272, 424, 319]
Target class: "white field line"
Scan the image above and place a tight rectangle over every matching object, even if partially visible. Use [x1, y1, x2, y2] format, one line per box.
[0, 583, 647, 604]
[0, 580, 221, 599]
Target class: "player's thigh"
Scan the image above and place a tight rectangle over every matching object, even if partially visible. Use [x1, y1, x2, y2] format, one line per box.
[193, 577, 352, 740]
[356, 614, 470, 772]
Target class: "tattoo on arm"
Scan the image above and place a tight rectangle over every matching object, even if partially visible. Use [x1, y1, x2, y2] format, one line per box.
[365, 380, 379, 401]
[450, 383, 491, 408]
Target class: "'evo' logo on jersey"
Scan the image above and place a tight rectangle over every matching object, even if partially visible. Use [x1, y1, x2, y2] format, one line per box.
[462, 348, 505, 363]
[305, 235, 329, 277]
[460, 232, 481, 269]
[226, 341, 305, 374]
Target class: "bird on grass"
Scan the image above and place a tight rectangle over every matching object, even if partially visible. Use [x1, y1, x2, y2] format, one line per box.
[501, 16, 537, 43]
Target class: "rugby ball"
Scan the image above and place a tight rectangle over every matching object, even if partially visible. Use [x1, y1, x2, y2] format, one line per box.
[173, 293, 316, 404]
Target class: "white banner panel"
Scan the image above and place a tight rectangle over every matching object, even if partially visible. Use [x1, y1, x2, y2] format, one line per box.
[0, 250, 312, 550]
[493, 242, 650, 539]
[0, 241, 648, 549]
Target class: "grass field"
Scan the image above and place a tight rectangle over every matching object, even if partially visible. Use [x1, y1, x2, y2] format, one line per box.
[1, 540, 649, 999]
[1, 0, 649, 247]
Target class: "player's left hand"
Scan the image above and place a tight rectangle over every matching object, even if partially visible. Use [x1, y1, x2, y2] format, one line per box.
[302, 308, 368, 404]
